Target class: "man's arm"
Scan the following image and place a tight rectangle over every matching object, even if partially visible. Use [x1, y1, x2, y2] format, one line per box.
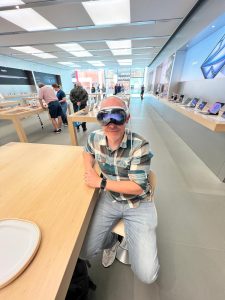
[83, 152, 143, 194]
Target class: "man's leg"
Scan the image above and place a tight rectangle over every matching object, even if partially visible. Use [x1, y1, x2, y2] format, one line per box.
[124, 201, 159, 284]
[51, 118, 58, 130]
[80, 192, 122, 259]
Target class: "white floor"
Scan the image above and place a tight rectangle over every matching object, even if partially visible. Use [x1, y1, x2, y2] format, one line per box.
[1, 96, 225, 300]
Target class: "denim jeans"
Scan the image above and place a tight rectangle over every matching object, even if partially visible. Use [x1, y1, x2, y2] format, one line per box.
[60, 102, 68, 124]
[80, 191, 159, 284]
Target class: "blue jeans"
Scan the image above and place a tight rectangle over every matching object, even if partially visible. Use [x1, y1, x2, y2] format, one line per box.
[80, 191, 159, 284]
[60, 102, 68, 124]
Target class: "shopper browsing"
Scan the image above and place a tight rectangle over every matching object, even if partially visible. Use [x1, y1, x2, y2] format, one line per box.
[38, 83, 63, 133]
[52, 83, 68, 126]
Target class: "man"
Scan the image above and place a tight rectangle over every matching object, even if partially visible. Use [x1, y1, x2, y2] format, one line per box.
[80, 96, 159, 284]
[70, 82, 88, 131]
[52, 83, 68, 126]
[38, 83, 63, 133]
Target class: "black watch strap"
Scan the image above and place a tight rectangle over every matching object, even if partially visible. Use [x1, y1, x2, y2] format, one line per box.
[100, 178, 107, 190]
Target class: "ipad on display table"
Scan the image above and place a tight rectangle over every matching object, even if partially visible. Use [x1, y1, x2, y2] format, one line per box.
[189, 98, 199, 108]
[197, 101, 207, 110]
[200, 102, 224, 115]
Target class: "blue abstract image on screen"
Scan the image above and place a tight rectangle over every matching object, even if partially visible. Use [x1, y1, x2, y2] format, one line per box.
[201, 34, 225, 79]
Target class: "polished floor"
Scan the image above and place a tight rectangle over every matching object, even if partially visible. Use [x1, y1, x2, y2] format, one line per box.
[1, 96, 225, 300]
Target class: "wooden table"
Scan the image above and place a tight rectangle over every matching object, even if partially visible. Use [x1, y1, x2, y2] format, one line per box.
[68, 109, 99, 145]
[0, 101, 21, 107]
[0, 143, 98, 300]
[0, 106, 44, 142]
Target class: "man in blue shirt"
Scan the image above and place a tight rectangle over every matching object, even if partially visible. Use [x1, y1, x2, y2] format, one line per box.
[52, 84, 68, 126]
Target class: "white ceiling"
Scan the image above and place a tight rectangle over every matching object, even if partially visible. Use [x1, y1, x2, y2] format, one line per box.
[0, 0, 199, 70]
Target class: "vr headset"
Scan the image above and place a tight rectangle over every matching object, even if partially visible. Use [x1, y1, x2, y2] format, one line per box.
[97, 106, 129, 126]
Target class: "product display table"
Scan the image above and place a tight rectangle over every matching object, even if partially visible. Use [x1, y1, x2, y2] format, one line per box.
[155, 97, 225, 132]
[0, 106, 44, 142]
[0, 142, 98, 300]
[68, 109, 99, 145]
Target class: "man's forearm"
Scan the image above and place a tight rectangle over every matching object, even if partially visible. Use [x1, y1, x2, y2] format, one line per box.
[105, 180, 143, 195]
[83, 151, 95, 171]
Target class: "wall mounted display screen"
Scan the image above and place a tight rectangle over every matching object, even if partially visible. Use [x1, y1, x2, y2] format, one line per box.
[201, 34, 225, 79]
[33, 71, 60, 85]
[0, 66, 34, 85]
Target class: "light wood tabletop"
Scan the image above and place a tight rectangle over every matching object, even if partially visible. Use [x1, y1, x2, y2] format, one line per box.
[0, 106, 45, 142]
[0, 142, 98, 300]
[67, 109, 99, 145]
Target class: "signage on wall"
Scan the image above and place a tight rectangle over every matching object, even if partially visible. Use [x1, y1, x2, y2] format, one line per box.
[0, 66, 34, 85]
[201, 34, 225, 79]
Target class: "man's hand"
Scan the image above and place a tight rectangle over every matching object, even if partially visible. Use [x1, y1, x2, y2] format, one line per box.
[84, 168, 101, 188]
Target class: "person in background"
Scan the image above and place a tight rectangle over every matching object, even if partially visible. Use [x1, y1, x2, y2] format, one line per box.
[80, 96, 159, 284]
[70, 82, 88, 131]
[38, 83, 62, 133]
[114, 83, 118, 95]
[91, 85, 96, 93]
[101, 84, 106, 98]
[140, 84, 145, 100]
[117, 83, 121, 94]
[52, 83, 68, 126]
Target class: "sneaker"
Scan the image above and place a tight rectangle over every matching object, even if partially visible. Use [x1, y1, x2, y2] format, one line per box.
[83, 127, 87, 132]
[102, 241, 120, 268]
[64, 123, 68, 127]
[55, 128, 61, 134]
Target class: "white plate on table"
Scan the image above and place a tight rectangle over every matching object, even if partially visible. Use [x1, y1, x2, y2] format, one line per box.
[0, 219, 41, 289]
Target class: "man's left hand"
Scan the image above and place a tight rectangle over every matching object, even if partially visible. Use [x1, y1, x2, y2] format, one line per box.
[84, 168, 101, 188]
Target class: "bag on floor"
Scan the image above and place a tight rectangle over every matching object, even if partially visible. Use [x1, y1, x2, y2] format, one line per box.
[65, 258, 96, 300]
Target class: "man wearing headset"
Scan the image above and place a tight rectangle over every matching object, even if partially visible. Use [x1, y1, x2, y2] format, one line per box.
[81, 96, 159, 284]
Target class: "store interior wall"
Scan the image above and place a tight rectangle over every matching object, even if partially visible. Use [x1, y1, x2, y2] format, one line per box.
[0, 55, 73, 96]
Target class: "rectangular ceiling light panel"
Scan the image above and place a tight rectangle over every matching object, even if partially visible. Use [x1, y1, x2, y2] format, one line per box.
[11, 46, 57, 59]
[106, 40, 131, 56]
[58, 62, 80, 67]
[82, 0, 130, 25]
[0, 8, 56, 31]
[0, 0, 24, 7]
[56, 43, 92, 57]
[87, 61, 105, 66]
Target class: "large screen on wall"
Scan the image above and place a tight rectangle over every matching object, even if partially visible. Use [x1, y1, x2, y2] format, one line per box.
[33, 71, 60, 85]
[0, 66, 34, 85]
[201, 34, 225, 79]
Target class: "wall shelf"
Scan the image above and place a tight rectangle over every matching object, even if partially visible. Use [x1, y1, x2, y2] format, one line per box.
[154, 97, 225, 132]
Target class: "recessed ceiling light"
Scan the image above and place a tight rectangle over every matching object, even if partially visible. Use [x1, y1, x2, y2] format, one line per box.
[82, 0, 130, 25]
[106, 40, 131, 56]
[56, 43, 92, 57]
[0, 8, 57, 31]
[117, 59, 132, 65]
[11, 46, 42, 54]
[71, 51, 92, 57]
[33, 53, 57, 59]
[58, 62, 80, 67]
[0, 0, 24, 7]
[87, 61, 105, 66]
[11, 46, 57, 58]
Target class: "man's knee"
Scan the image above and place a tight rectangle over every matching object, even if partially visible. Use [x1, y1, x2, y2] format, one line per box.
[132, 259, 159, 284]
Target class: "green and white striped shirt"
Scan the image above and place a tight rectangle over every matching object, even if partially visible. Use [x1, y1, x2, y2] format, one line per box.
[84, 128, 153, 208]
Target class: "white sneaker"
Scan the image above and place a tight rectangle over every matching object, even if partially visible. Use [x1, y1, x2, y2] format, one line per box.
[102, 241, 120, 268]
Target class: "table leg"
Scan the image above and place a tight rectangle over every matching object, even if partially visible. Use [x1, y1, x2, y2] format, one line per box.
[68, 118, 78, 146]
[12, 117, 28, 143]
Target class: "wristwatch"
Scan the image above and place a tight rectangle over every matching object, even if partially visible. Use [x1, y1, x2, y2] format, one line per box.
[100, 178, 107, 190]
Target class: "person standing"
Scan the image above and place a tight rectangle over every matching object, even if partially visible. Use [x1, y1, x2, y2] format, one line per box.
[80, 96, 159, 284]
[38, 83, 62, 133]
[52, 83, 68, 126]
[140, 84, 145, 100]
[70, 82, 88, 131]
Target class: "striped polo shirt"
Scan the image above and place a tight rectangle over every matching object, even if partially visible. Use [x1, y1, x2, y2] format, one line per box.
[84, 128, 153, 208]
